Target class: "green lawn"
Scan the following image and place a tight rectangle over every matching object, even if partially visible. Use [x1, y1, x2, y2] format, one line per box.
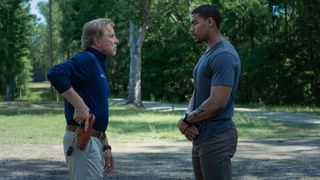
[236, 104, 320, 115]
[263, 106, 320, 115]
[0, 101, 319, 144]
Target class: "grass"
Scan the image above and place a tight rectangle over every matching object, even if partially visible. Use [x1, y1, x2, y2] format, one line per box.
[236, 104, 320, 115]
[0, 101, 319, 144]
[18, 81, 52, 101]
[234, 113, 320, 139]
[262, 106, 320, 115]
[0, 101, 65, 144]
[107, 103, 183, 142]
[22, 81, 320, 114]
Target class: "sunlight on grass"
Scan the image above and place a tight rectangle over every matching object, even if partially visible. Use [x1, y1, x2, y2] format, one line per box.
[0, 114, 65, 144]
[30, 81, 51, 88]
[19, 81, 52, 101]
[263, 106, 320, 115]
[108, 104, 184, 142]
[0, 101, 319, 144]
[237, 104, 320, 115]
[234, 113, 320, 139]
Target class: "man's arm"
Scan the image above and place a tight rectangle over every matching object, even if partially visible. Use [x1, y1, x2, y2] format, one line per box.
[61, 87, 90, 130]
[103, 135, 114, 173]
[187, 85, 231, 123]
[178, 91, 198, 135]
[182, 91, 199, 140]
[187, 91, 195, 113]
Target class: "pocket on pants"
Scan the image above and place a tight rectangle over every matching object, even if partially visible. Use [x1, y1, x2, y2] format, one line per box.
[63, 131, 75, 155]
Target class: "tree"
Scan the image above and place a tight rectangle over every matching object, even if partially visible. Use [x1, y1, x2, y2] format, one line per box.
[142, 0, 199, 102]
[127, 0, 152, 107]
[0, 0, 33, 100]
[58, 0, 114, 58]
[289, 0, 320, 105]
[41, 0, 320, 105]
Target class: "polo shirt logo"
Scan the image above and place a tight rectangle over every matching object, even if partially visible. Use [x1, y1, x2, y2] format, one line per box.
[100, 74, 106, 78]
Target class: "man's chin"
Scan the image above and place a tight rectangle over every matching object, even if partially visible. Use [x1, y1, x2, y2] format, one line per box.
[192, 37, 202, 43]
[194, 39, 202, 43]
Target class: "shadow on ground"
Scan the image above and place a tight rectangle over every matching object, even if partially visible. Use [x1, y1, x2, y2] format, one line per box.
[1, 138, 320, 179]
[233, 138, 320, 180]
[0, 159, 68, 180]
[0, 151, 193, 180]
[107, 152, 193, 180]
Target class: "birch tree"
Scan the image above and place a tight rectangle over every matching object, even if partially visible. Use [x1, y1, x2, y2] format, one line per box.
[127, 0, 152, 107]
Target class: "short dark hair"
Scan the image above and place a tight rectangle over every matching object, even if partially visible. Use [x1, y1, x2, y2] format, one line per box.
[191, 5, 221, 29]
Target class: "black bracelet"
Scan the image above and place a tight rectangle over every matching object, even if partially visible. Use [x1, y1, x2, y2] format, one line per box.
[182, 113, 191, 124]
[103, 145, 112, 151]
[183, 118, 191, 125]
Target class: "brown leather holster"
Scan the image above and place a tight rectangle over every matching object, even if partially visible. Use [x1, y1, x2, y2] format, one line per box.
[76, 114, 96, 150]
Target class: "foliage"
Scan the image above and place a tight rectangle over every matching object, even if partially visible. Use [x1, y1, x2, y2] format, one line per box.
[30, 0, 64, 70]
[24, 0, 320, 105]
[0, 0, 33, 100]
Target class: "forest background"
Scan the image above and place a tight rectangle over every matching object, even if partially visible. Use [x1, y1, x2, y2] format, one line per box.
[1, 0, 319, 106]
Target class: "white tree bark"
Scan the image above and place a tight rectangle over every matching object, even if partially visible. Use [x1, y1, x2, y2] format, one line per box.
[127, 22, 146, 107]
[127, 0, 151, 107]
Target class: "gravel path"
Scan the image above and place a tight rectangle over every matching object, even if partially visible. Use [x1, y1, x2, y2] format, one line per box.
[1, 138, 320, 180]
[1, 100, 319, 179]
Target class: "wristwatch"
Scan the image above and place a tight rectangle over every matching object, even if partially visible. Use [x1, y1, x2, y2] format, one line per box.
[182, 113, 191, 124]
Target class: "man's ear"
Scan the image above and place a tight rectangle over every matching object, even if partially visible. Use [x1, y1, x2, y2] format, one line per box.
[93, 37, 100, 47]
[207, 17, 216, 28]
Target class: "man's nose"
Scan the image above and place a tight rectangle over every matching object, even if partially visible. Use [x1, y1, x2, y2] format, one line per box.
[189, 26, 194, 33]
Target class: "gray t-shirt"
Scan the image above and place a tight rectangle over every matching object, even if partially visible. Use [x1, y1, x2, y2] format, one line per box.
[192, 40, 241, 145]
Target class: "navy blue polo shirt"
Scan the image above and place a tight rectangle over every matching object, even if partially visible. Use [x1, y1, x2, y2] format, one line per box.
[47, 47, 110, 132]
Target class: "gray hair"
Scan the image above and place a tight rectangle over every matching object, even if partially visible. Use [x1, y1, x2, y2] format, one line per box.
[81, 18, 114, 49]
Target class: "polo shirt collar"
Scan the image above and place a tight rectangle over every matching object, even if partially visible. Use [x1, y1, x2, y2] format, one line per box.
[86, 47, 107, 62]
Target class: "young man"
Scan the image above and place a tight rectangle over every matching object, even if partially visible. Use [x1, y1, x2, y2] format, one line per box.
[177, 5, 241, 180]
[47, 18, 118, 179]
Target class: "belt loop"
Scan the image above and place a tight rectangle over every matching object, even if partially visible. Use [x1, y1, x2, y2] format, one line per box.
[75, 126, 79, 134]
[100, 133, 106, 141]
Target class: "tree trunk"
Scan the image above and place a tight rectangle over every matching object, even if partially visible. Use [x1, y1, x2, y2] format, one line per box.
[127, 22, 145, 107]
[48, 0, 55, 101]
[127, 0, 151, 107]
[5, 84, 11, 101]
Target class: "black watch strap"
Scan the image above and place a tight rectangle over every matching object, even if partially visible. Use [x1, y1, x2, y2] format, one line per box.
[182, 113, 191, 124]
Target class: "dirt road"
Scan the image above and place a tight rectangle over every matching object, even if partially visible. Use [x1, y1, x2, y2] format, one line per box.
[1, 138, 320, 180]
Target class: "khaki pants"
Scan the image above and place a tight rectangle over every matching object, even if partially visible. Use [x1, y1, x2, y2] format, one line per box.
[63, 131, 105, 180]
[192, 128, 238, 180]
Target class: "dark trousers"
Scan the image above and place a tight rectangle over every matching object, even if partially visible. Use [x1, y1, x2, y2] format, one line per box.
[192, 128, 238, 180]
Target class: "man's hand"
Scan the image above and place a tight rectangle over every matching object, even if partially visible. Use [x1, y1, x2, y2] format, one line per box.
[104, 149, 115, 173]
[184, 125, 199, 141]
[61, 87, 91, 131]
[177, 118, 189, 134]
[73, 106, 90, 131]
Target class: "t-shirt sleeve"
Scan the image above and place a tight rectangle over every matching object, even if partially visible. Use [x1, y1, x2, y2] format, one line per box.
[209, 52, 236, 87]
[47, 54, 93, 93]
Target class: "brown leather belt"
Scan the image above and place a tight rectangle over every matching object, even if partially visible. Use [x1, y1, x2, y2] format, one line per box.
[66, 125, 106, 141]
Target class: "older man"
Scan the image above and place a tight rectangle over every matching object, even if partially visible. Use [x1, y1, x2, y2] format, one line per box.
[47, 18, 118, 179]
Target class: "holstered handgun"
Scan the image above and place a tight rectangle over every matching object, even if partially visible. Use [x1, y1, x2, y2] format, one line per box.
[76, 113, 95, 150]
